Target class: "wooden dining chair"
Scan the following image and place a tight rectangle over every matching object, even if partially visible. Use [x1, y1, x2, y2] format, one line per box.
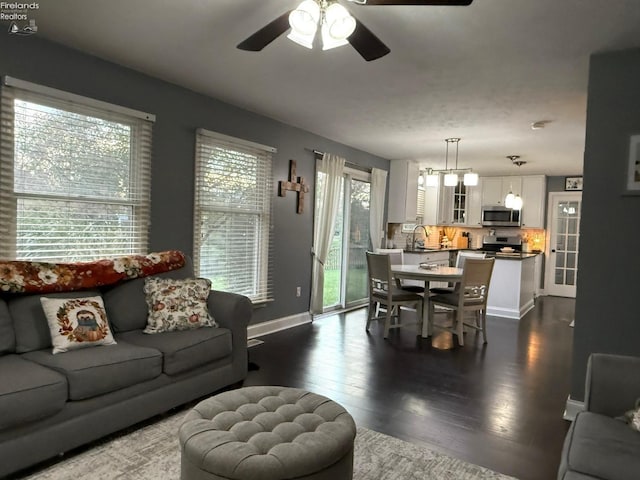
[428, 258, 495, 346]
[374, 248, 424, 293]
[366, 252, 424, 338]
[429, 251, 486, 295]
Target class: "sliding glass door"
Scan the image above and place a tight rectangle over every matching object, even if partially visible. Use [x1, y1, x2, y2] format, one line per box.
[318, 168, 371, 311]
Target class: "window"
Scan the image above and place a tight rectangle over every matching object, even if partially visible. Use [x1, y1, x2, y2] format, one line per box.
[0, 77, 154, 261]
[193, 129, 274, 303]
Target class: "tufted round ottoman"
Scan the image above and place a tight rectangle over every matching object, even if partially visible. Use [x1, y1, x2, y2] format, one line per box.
[179, 386, 357, 480]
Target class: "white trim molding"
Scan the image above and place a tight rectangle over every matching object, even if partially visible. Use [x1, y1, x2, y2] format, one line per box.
[247, 312, 312, 339]
[563, 396, 585, 421]
[3, 76, 156, 122]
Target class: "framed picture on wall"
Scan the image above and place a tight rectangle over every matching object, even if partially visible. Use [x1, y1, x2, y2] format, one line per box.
[626, 134, 640, 194]
[564, 176, 583, 191]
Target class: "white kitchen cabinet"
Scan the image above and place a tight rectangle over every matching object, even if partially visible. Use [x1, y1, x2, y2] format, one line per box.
[481, 177, 504, 205]
[422, 179, 440, 226]
[482, 176, 522, 206]
[520, 175, 546, 228]
[466, 177, 483, 227]
[438, 178, 469, 225]
[388, 160, 419, 223]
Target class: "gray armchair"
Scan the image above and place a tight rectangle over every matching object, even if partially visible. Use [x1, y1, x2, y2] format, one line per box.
[558, 353, 640, 480]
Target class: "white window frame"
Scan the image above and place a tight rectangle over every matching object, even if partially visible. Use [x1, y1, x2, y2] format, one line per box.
[0, 76, 154, 261]
[193, 128, 275, 303]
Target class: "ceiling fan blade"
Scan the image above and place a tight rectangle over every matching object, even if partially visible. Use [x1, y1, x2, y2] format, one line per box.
[348, 19, 391, 62]
[358, 0, 473, 5]
[237, 11, 292, 51]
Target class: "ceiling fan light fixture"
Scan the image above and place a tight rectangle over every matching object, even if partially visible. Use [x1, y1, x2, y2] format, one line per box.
[289, 0, 321, 35]
[321, 23, 350, 50]
[325, 3, 356, 39]
[287, 29, 316, 49]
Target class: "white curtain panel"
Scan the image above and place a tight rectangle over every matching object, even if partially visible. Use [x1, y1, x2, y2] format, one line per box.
[310, 153, 345, 315]
[369, 168, 388, 251]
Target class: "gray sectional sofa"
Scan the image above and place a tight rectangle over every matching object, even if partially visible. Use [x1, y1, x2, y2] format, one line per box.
[558, 353, 640, 480]
[0, 257, 251, 478]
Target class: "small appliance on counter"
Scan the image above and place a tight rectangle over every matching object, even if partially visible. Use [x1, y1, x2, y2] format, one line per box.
[481, 235, 523, 253]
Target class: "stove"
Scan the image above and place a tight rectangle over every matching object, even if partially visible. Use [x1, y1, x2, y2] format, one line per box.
[481, 235, 523, 252]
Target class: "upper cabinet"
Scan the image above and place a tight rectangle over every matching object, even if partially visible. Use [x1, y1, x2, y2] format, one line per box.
[467, 177, 483, 227]
[388, 160, 419, 223]
[390, 167, 546, 229]
[422, 179, 440, 226]
[520, 175, 546, 228]
[481, 175, 545, 227]
[482, 176, 522, 206]
[437, 177, 482, 226]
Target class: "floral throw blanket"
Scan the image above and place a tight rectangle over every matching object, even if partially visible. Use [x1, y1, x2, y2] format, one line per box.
[0, 250, 186, 294]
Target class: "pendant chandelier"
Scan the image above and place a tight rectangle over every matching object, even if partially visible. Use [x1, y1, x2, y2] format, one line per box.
[288, 0, 356, 51]
[505, 155, 525, 210]
[425, 138, 478, 187]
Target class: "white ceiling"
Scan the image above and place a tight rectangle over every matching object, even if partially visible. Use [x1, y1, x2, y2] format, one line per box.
[33, 0, 640, 176]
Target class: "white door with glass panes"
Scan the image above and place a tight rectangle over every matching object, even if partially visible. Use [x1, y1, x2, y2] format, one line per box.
[545, 192, 582, 298]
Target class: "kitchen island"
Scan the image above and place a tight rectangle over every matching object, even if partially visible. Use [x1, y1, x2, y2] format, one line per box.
[485, 253, 538, 320]
[405, 248, 541, 320]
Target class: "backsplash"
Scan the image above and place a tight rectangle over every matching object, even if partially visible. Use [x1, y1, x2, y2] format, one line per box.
[387, 224, 545, 251]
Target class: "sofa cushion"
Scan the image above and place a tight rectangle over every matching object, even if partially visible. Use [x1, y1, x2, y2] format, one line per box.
[41, 296, 117, 354]
[0, 298, 15, 354]
[143, 277, 217, 334]
[116, 327, 231, 376]
[564, 411, 640, 480]
[10, 290, 102, 353]
[103, 257, 195, 333]
[22, 342, 162, 400]
[0, 354, 67, 429]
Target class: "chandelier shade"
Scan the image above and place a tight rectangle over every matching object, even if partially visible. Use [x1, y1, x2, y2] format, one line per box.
[463, 172, 479, 186]
[444, 172, 459, 186]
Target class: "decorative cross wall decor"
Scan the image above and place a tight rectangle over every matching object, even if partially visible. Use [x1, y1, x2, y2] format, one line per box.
[279, 160, 309, 214]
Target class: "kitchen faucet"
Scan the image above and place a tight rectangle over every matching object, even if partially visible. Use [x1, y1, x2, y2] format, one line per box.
[411, 225, 430, 250]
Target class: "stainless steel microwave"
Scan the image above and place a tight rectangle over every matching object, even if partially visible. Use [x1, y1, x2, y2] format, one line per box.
[481, 206, 521, 227]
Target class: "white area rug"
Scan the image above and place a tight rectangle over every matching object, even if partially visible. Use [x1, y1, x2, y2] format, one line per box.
[20, 410, 518, 480]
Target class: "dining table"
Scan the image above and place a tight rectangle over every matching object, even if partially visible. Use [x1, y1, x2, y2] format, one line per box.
[391, 264, 463, 337]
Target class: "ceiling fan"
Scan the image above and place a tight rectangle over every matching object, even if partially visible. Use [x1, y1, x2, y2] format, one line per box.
[237, 0, 474, 62]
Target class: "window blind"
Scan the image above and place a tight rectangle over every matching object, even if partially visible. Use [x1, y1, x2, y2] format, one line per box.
[193, 129, 275, 303]
[0, 79, 153, 261]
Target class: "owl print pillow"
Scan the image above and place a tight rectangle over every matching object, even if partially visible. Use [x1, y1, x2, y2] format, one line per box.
[40, 296, 117, 354]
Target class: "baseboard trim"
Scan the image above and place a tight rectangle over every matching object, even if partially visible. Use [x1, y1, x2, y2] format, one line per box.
[563, 396, 584, 421]
[486, 299, 535, 320]
[247, 312, 312, 339]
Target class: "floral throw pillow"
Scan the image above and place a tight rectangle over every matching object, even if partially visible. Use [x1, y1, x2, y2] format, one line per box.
[143, 277, 217, 334]
[40, 296, 117, 354]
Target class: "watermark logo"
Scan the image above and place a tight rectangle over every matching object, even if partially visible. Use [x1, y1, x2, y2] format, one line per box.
[2, 2, 39, 36]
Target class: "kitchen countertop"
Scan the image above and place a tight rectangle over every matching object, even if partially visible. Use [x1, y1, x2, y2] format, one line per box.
[403, 247, 542, 260]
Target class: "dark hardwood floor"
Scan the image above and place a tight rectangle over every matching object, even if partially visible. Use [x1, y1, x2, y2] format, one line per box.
[245, 296, 575, 480]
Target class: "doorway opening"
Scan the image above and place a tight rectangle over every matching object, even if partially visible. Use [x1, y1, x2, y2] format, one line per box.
[317, 167, 371, 312]
[545, 192, 582, 298]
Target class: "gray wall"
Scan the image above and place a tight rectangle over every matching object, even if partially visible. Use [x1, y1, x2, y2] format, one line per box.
[572, 48, 640, 400]
[0, 34, 389, 325]
[547, 176, 570, 193]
